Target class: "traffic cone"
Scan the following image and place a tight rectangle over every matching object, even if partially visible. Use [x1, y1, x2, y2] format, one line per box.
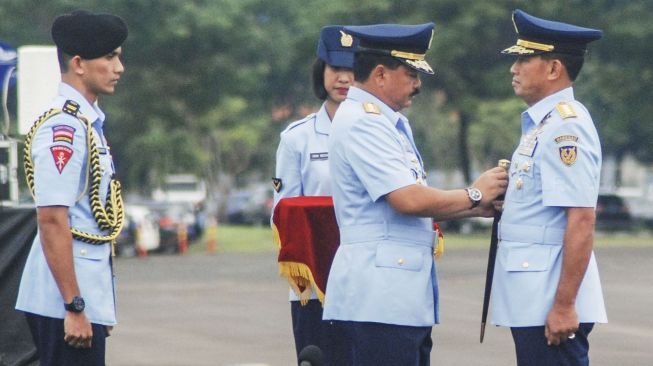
[177, 223, 188, 254]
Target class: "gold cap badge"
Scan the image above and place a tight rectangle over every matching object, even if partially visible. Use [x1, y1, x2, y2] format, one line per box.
[340, 30, 353, 47]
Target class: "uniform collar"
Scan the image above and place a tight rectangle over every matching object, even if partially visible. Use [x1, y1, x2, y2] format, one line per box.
[315, 103, 331, 135]
[59, 82, 106, 127]
[526, 86, 575, 125]
[347, 86, 404, 126]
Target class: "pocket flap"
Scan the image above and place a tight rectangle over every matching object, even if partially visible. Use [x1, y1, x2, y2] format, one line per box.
[375, 243, 423, 271]
[505, 244, 551, 272]
[72, 241, 109, 260]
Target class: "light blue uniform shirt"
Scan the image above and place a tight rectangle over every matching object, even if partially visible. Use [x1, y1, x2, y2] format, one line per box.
[492, 87, 607, 327]
[16, 82, 117, 326]
[323, 86, 438, 327]
[273, 104, 332, 301]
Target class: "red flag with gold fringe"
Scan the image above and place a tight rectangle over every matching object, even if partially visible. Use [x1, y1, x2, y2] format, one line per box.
[273, 196, 339, 304]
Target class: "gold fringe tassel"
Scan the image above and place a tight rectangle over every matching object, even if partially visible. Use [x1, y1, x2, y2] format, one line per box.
[278, 261, 325, 305]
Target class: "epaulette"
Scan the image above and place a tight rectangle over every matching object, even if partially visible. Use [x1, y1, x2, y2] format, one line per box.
[363, 102, 381, 115]
[62, 100, 81, 117]
[283, 113, 316, 133]
[555, 102, 577, 119]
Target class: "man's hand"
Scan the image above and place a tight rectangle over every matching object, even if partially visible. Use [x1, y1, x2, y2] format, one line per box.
[63, 312, 93, 349]
[472, 167, 509, 206]
[544, 304, 579, 346]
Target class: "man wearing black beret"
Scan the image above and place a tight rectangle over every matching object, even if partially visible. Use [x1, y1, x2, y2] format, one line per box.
[16, 10, 127, 366]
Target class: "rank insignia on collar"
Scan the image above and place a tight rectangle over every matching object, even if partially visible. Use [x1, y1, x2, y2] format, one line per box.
[50, 145, 73, 173]
[559, 145, 577, 166]
[363, 102, 380, 114]
[272, 177, 283, 193]
[555, 102, 577, 119]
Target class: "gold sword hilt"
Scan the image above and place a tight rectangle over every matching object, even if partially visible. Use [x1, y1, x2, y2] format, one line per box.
[498, 159, 510, 171]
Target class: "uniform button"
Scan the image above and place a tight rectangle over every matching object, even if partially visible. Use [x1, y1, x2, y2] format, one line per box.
[522, 161, 531, 172]
[522, 261, 529, 268]
[80, 249, 87, 256]
[515, 178, 523, 189]
[398, 258, 405, 266]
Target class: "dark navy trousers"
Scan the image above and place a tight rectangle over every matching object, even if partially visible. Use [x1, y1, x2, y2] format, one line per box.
[25, 312, 108, 366]
[333, 320, 433, 366]
[511, 323, 594, 366]
[291, 299, 353, 366]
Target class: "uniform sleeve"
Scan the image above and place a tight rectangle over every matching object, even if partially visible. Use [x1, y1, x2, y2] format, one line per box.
[32, 115, 87, 207]
[272, 133, 303, 209]
[541, 119, 601, 207]
[346, 116, 415, 202]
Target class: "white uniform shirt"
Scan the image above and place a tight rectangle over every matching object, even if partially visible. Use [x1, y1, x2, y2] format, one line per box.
[323, 86, 438, 327]
[16, 83, 117, 325]
[492, 87, 607, 327]
[273, 103, 332, 301]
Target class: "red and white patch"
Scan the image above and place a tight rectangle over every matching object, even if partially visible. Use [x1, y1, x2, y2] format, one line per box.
[50, 145, 73, 173]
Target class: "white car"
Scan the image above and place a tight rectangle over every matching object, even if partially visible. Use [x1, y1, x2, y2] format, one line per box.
[122, 204, 161, 254]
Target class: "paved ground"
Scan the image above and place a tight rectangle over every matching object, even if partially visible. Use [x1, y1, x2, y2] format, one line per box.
[107, 246, 653, 365]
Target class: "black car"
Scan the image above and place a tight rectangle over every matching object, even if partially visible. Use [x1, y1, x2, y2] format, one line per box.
[595, 194, 632, 231]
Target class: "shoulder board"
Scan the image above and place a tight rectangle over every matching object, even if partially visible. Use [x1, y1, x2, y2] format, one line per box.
[62, 100, 81, 117]
[284, 113, 317, 132]
[363, 102, 381, 115]
[555, 102, 577, 119]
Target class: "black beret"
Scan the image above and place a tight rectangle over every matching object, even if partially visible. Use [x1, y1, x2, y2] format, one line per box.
[51, 10, 128, 59]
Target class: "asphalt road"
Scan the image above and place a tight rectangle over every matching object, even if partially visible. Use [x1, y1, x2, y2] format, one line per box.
[106, 246, 653, 366]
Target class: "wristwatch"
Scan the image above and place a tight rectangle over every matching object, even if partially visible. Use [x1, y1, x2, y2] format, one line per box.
[64, 296, 85, 313]
[465, 187, 483, 209]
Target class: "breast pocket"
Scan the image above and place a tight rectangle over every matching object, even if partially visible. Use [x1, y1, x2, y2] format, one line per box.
[375, 243, 424, 272]
[72, 241, 109, 261]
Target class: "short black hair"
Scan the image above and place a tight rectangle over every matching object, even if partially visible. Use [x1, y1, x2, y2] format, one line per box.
[311, 58, 328, 100]
[56, 49, 73, 73]
[353, 52, 403, 82]
[541, 52, 585, 81]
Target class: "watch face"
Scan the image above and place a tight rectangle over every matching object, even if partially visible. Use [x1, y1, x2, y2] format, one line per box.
[72, 296, 85, 312]
[469, 188, 482, 201]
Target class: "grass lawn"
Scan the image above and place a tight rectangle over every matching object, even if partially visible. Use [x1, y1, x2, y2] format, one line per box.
[189, 225, 653, 254]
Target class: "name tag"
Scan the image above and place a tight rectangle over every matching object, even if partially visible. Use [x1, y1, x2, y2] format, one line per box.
[310, 152, 328, 161]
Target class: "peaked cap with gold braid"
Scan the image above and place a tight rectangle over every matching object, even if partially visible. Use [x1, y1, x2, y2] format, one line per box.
[502, 9, 603, 56]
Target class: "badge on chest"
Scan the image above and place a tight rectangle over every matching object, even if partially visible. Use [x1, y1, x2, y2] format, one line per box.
[517, 136, 538, 157]
[310, 152, 328, 161]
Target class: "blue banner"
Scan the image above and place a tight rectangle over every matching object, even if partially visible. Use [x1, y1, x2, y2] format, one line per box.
[0, 41, 17, 87]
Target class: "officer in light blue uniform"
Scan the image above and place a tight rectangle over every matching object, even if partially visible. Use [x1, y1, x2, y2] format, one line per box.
[324, 23, 508, 365]
[272, 25, 355, 364]
[492, 9, 607, 366]
[16, 10, 127, 366]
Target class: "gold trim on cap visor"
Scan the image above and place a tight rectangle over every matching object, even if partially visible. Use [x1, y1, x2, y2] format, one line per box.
[404, 59, 434, 74]
[502, 45, 536, 55]
[516, 39, 555, 52]
[390, 50, 426, 61]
